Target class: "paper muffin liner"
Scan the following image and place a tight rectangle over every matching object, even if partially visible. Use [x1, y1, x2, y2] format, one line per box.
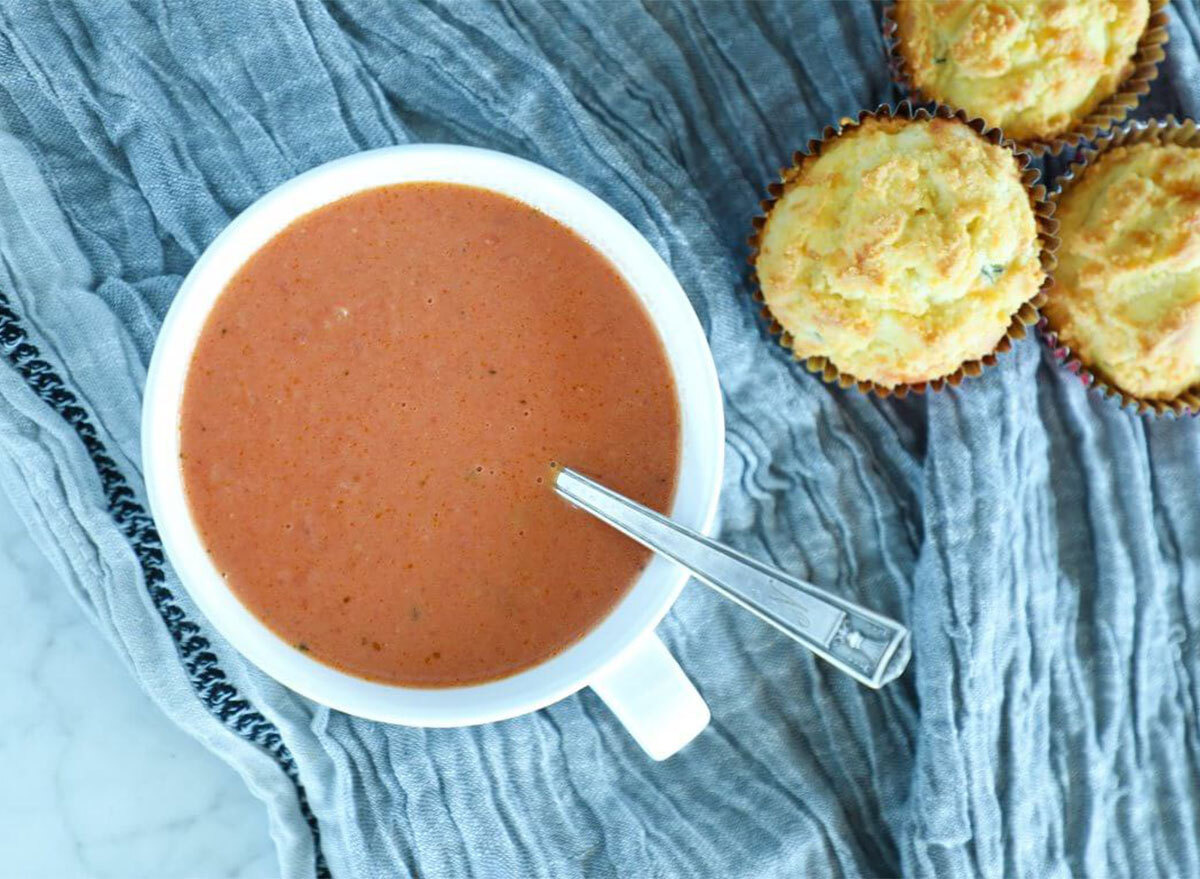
[747, 101, 1058, 399]
[883, 0, 1170, 157]
[1041, 117, 1200, 418]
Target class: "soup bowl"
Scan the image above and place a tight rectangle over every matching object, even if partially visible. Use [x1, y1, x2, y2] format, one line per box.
[142, 144, 725, 760]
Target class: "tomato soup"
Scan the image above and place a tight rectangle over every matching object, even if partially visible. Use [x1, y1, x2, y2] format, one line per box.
[180, 183, 680, 687]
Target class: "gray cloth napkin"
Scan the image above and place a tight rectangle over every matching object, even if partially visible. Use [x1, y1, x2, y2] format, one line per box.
[2, 2, 1200, 876]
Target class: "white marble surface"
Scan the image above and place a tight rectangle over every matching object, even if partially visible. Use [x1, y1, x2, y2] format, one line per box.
[0, 488, 279, 878]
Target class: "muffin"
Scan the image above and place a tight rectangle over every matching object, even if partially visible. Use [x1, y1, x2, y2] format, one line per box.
[892, 0, 1153, 143]
[752, 111, 1044, 389]
[1045, 140, 1200, 403]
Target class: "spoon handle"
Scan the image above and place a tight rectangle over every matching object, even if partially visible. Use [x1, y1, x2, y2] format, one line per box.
[556, 468, 911, 689]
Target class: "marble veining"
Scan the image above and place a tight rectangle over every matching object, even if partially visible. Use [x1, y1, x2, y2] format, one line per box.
[0, 489, 278, 878]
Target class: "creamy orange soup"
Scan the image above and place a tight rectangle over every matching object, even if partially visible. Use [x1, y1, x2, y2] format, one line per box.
[180, 183, 679, 686]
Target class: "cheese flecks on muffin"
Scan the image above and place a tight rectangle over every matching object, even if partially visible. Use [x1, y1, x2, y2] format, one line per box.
[754, 116, 1042, 388]
[895, 0, 1150, 141]
[1046, 142, 1200, 400]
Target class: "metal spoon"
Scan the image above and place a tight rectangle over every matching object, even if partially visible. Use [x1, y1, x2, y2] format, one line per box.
[555, 467, 911, 688]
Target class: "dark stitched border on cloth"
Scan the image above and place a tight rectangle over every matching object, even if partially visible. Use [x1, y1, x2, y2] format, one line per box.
[0, 290, 329, 879]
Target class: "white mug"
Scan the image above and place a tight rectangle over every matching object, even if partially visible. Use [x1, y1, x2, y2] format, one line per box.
[142, 144, 726, 760]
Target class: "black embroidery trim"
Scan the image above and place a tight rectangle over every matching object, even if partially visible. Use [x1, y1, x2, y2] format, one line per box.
[0, 290, 329, 879]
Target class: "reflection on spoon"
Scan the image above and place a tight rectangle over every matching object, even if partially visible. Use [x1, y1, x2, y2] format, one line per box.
[555, 467, 911, 688]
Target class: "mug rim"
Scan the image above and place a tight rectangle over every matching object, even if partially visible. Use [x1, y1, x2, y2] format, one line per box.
[142, 144, 725, 727]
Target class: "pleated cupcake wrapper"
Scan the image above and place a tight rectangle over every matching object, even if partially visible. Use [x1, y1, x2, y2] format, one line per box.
[747, 101, 1058, 400]
[1042, 117, 1200, 418]
[882, 0, 1169, 157]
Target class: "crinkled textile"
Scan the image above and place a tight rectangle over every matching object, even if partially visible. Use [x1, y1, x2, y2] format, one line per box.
[1, 2, 1199, 877]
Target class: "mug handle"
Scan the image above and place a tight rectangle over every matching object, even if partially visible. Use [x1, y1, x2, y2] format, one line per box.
[589, 632, 710, 760]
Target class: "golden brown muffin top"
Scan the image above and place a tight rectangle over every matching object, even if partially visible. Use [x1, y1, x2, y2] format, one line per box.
[1046, 142, 1200, 400]
[895, 0, 1149, 141]
[754, 115, 1042, 388]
